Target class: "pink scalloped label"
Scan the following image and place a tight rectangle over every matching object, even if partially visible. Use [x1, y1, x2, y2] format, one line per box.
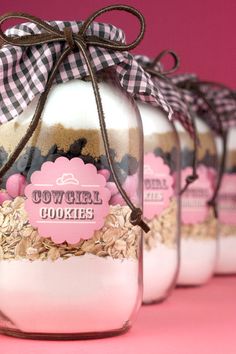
[24, 157, 111, 244]
[181, 165, 214, 224]
[218, 173, 236, 224]
[143, 153, 173, 220]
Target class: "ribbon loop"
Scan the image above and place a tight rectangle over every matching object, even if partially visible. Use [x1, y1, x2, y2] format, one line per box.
[153, 49, 179, 75]
[0, 12, 62, 46]
[79, 4, 145, 51]
[145, 50, 180, 78]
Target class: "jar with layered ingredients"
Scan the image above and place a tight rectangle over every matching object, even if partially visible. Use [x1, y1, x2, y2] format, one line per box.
[215, 127, 236, 274]
[174, 117, 218, 286]
[0, 76, 144, 339]
[138, 103, 180, 303]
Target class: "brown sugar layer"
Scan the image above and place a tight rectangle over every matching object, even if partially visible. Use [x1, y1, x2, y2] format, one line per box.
[144, 199, 178, 251]
[144, 131, 178, 154]
[178, 132, 217, 160]
[226, 150, 236, 169]
[0, 121, 141, 161]
[144, 131, 217, 169]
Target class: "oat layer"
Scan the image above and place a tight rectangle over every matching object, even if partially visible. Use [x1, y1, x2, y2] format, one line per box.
[181, 207, 217, 240]
[219, 223, 236, 237]
[0, 197, 140, 261]
[144, 199, 178, 251]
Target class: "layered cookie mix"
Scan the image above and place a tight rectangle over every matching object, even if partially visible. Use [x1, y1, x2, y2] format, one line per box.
[0, 125, 142, 262]
[139, 104, 180, 304]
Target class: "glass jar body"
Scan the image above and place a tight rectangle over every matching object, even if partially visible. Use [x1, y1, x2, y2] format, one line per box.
[175, 117, 218, 286]
[0, 76, 143, 339]
[138, 103, 180, 304]
[215, 127, 236, 274]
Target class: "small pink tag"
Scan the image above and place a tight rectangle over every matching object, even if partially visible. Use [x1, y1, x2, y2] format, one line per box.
[24, 157, 111, 244]
[181, 165, 214, 224]
[143, 153, 173, 220]
[218, 173, 236, 224]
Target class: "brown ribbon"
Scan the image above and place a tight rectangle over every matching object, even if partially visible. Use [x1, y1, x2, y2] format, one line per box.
[179, 79, 230, 218]
[145, 49, 180, 78]
[0, 5, 150, 233]
[143, 50, 199, 194]
[179, 112, 199, 196]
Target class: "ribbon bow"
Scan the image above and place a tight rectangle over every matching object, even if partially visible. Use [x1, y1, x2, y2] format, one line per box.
[0, 5, 150, 233]
[145, 49, 180, 79]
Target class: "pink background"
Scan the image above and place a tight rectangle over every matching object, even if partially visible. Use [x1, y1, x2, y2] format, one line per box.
[0, 0, 235, 87]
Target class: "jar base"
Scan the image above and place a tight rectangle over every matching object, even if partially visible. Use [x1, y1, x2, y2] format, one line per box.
[215, 272, 236, 277]
[0, 322, 131, 340]
[177, 283, 205, 288]
[142, 295, 167, 305]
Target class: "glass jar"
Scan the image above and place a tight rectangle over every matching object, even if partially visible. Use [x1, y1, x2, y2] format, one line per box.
[215, 127, 236, 274]
[174, 116, 218, 286]
[0, 74, 143, 339]
[138, 103, 180, 304]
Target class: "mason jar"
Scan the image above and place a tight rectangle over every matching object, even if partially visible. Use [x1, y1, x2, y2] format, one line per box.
[174, 116, 218, 286]
[138, 103, 180, 303]
[0, 73, 143, 339]
[215, 127, 236, 274]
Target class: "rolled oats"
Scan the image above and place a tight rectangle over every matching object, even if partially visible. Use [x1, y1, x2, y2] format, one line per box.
[144, 199, 177, 251]
[0, 196, 139, 261]
[219, 223, 236, 237]
[181, 207, 217, 239]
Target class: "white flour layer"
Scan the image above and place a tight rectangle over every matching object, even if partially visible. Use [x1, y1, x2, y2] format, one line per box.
[0, 254, 140, 334]
[177, 238, 217, 285]
[16, 80, 140, 130]
[215, 235, 236, 274]
[138, 103, 173, 135]
[143, 242, 178, 303]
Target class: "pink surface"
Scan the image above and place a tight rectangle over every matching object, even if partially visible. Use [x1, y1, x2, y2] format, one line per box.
[0, 276, 235, 354]
[0, 0, 235, 88]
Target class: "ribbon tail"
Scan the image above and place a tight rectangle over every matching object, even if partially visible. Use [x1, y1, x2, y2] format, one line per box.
[75, 40, 150, 233]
